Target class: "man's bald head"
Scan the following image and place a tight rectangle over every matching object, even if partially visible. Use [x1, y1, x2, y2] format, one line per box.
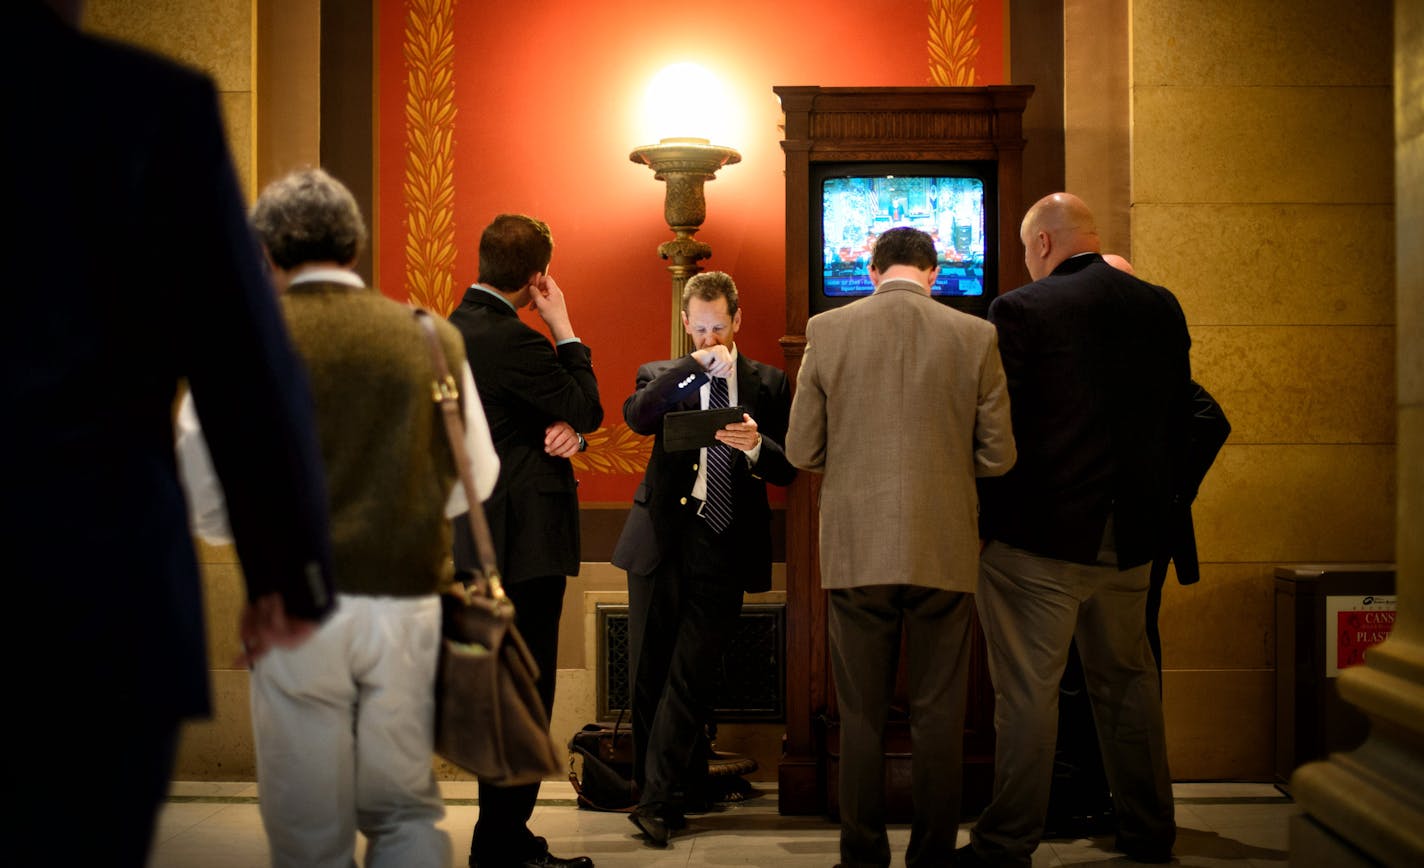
[1102, 253, 1135, 275]
[1020, 193, 1101, 281]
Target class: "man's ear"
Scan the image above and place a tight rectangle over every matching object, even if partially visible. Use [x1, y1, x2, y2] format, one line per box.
[261, 248, 288, 293]
[868, 265, 882, 287]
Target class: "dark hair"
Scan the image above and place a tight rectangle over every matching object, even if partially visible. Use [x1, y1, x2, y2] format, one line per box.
[478, 214, 554, 291]
[251, 168, 366, 270]
[681, 271, 739, 317]
[870, 226, 937, 273]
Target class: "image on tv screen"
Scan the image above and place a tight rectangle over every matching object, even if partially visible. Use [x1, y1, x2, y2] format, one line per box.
[821, 176, 986, 297]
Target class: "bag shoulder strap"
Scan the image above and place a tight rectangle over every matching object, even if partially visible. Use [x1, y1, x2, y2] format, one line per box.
[413, 309, 505, 598]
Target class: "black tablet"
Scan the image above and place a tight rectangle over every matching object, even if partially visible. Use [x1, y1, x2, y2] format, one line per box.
[662, 406, 745, 452]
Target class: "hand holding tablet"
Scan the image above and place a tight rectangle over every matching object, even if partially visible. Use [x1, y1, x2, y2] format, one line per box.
[662, 405, 746, 452]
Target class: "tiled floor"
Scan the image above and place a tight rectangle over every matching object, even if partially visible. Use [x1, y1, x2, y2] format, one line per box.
[147, 781, 1297, 867]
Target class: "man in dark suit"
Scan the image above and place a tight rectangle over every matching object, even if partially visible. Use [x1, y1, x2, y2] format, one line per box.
[447, 213, 602, 868]
[3, 4, 334, 866]
[961, 194, 1190, 868]
[611, 271, 797, 846]
[1042, 254, 1230, 841]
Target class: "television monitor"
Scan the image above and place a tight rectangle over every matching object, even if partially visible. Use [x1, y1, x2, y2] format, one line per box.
[810, 161, 998, 318]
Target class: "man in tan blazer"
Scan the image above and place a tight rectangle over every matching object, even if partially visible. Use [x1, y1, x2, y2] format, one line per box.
[787, 226, 1015, 868]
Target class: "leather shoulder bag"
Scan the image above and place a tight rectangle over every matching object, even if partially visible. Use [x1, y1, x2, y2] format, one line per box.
[415, 310, 563, 786]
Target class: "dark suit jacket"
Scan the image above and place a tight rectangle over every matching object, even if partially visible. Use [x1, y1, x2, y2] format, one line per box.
[1150, 380, 1230, 586]
[978, 253, 1193, 569]
[3, 6, 333, 720]
[612, 353, 797, 592]
[447, 287, 603, 583]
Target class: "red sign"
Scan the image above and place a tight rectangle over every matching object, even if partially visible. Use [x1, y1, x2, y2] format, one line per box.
[1327, 595, 1397, 676]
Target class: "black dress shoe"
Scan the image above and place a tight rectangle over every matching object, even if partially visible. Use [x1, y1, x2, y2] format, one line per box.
[1115, 833, 1173, 864]
[518, 852, 594, 868]
[954, 843, 992, 866]
[628, 808, 670, 847]
[1116, 840, 1172, 864]
[1043, 806, 1117, 839]
[470, 848, 594, 868]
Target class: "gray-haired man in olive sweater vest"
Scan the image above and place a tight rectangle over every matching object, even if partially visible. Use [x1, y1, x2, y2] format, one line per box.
[177, 168, 500, 868]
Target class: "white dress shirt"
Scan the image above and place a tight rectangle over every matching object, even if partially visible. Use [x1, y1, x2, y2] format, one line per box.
[690, 344, 761, 502]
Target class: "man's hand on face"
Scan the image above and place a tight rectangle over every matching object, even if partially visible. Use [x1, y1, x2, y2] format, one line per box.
[692, 344, 735, 379]
[528, 273, 575, 342]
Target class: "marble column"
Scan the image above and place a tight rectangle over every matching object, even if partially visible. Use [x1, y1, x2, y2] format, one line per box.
[1289, 3, 1424, 865]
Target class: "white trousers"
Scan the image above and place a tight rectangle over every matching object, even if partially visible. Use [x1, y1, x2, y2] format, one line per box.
[251, 593, 451, 868]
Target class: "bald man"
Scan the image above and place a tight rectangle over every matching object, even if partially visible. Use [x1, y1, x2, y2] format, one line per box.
[961, 195, 1191, 867]
[1101, 252, 1135, 274]
[1044, 250, 1135, 840]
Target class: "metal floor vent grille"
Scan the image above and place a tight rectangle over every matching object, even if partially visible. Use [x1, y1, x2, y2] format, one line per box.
[596, 602, 786, 722]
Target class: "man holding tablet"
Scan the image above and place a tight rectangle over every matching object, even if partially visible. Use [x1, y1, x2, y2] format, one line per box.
[612, 271, 797, 846]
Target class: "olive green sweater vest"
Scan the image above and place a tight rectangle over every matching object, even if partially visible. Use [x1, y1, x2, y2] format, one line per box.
[283, 282, 463, 596]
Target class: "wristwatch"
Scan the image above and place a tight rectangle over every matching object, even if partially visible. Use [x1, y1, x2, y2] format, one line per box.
[576, 432, 587, 452]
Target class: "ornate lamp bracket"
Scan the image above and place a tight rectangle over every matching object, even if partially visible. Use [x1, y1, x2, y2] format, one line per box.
[630, 137, 741, 357]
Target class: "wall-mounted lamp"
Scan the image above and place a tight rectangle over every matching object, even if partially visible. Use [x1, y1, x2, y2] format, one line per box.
[630, 63, 741, 358]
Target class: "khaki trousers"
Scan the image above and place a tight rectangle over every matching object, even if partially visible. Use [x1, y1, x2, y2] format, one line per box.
[970, 540, 1175, 866]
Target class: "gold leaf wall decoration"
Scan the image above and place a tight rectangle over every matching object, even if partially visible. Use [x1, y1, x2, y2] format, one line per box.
[570, 424, 654, 476]
[928, 0, 980, 86]
[403, 0, 458, 315]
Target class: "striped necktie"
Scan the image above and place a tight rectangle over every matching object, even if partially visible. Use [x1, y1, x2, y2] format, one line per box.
[702, 376, 734, 533]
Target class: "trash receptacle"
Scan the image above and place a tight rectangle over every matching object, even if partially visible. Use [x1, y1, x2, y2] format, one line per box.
[1274, 563, 1396, 790]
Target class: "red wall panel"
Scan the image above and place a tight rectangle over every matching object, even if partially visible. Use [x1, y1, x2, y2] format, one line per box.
[376, 0, 1005, 502]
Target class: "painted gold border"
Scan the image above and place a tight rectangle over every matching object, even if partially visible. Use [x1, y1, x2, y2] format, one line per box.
[929, 0, 981, 86]
[402, 0, 458, 314]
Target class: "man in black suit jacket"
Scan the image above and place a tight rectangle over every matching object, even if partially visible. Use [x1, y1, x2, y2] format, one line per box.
[961, 195, 1190, 868]
[1044, 255, 1231, 841]
[612, 272, 797, 845]
[447, 214, 602, 868]
[3, 4, 334, 866]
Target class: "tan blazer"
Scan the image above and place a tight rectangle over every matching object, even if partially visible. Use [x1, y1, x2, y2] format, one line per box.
[786, 279, 1016, 591]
